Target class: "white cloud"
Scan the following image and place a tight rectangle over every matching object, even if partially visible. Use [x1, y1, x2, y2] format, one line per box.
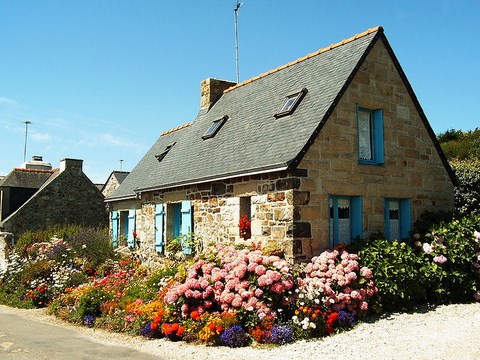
[0, 96, 17, 106]
[31, 132, 52, 142]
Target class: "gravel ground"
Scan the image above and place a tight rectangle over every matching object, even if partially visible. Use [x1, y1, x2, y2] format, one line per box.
[3, 303, 480, 360]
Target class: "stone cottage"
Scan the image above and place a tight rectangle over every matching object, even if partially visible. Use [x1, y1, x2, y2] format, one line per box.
[0, 157, 107, 237]
[101, 171, 130, 198]
[106, 27, 454, 261]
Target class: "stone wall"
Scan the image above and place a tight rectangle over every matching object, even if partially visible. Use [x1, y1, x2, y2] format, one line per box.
[1, 159, 108, 237]
[112, 171, 300, 260]
[0, 232, 13, 271]
[293, 38, 454, 257]
[102, 176, 121, 198]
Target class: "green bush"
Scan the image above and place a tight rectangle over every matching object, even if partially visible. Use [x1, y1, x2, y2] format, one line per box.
[450, 159, 480, 216]
[421, 215, 479, 303]
[15, 224, 84, 252]
[78, 287, 113, 318]
[351, 238, 429, 312]
[352, 215, 480, 311]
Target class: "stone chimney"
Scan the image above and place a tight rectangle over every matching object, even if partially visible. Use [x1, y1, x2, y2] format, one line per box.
[200, 78, 237, 110]
[60, 158, 83, 174]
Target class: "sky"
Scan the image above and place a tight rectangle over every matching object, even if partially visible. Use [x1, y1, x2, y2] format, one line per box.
[1, 1, 479, 183]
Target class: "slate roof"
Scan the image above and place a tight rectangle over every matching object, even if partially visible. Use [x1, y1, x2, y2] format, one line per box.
[0, 168, 56, 189]
[107, 26, 453, 201]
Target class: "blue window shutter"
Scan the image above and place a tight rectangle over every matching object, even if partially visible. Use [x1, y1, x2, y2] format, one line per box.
[373, 109, 384, 164]
[112, 211, 119, 247]
[351, 196, 363, 240]
[127, 209, 136, 248]
[154, 204, 165, 253]
[180, 200, 193, 254]
[400, 199, 411, 239]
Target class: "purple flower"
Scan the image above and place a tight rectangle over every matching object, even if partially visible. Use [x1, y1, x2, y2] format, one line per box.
[337, 310, 357, 328]
[267, 325, 294, 345]
[220, 325, 250, 348]
[84, 315, 95, 327]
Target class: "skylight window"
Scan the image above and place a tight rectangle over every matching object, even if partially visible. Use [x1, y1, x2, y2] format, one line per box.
[155, 142, 176, 162]
[274, 88, 308, 118]
[202, 115, 228, 140]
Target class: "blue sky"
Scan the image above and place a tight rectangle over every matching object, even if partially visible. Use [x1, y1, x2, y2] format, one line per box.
[1, 1, 478, 183]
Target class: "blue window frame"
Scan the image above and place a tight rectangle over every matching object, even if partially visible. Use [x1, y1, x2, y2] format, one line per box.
[357, 107, 384, 165]
[329, 195, 362, 247]
[168, 201, 193, 255]
[384, 198, 411, 241]
[127, 209, 136, 248]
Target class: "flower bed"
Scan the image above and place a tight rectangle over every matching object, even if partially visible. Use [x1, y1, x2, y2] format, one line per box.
[1, 216, 479, 347]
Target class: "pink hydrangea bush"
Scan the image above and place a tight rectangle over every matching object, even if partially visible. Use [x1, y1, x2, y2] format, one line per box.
[164, 244, 295, 320]
[297, 249, 377, 314]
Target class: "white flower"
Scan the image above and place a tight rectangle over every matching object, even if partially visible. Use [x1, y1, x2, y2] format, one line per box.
[314, 298, 320, 304]
[82, 244, 87, 249]
[422, 243, 432, 254]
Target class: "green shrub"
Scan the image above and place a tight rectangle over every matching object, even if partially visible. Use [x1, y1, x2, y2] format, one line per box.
[351, 238, 429, 312]
[15, 224, 84, 252]
[78, 287, 113, 317]
[68, 227, 115, 268]
[421, 215, 479, 303]
[352, 215, 480, 311]
[450, 159, 480, 216]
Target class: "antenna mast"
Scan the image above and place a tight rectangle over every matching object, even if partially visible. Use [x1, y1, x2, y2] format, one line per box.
[22, 120, 32, 162]
[234, 1, 242, 83]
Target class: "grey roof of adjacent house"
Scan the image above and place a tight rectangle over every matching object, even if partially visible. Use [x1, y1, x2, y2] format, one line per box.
[107, 26, 453, 201]
[0, 168, 56, 189]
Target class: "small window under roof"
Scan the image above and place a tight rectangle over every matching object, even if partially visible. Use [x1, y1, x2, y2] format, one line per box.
[274, 88, 308, 118]
[202, 115, 228, 140]
[155, 142, 176, 162]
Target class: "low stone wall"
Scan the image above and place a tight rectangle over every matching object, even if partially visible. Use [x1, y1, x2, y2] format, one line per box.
[0, 232, 13, 271]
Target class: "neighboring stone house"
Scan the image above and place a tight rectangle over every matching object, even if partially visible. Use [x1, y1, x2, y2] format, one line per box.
[106, 27, 454, 261]
[0, 157, 107, 237]
[101, 171, 130, 198]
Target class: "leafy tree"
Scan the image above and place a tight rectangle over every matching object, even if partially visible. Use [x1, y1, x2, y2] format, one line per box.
[437, 128, 480, 215]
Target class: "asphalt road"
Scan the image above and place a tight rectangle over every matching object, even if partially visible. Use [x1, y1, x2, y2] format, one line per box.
[0, 307, 163, 360]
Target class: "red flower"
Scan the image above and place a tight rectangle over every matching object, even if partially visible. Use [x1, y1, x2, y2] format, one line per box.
[190, 310, 200, 321]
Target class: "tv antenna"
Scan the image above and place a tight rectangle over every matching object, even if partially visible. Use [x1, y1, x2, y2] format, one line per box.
[234, 1, 243, 83]
[22, 120, 32, 162]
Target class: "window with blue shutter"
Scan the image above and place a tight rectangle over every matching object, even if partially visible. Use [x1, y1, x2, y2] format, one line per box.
[127, 209, 136, 248]
[357, 107, 384, 165]
[180, 200, 193, 254]
[385, 198, 411, 241]
[154, 204, 165, 253]
[329, 195, 362, 247]
[111, 210, 119, 247]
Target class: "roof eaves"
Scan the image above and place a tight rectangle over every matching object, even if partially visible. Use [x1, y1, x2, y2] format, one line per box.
[104, 194, 137, 203]
[224, 26, 383, 93]
[134, 164, 289, 194]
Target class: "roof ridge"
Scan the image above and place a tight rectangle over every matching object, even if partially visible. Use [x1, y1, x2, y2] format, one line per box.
[13, 168, 58, 173]
[160, 121, 193, 136]
[224, 26, 383, 93]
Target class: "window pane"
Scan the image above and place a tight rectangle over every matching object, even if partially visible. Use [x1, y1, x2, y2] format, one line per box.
[388, 200, 400, 240]
[358, 111, 372, 160]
